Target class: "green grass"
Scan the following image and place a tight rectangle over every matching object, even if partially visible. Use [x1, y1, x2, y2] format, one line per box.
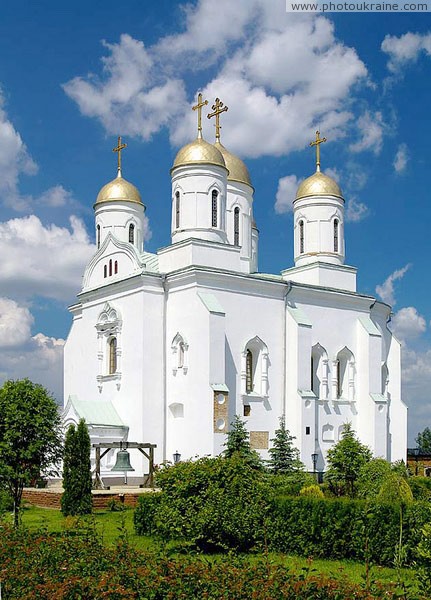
[11, 505, 418, 592]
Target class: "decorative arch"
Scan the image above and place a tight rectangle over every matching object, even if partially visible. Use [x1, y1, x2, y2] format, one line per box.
[333, 347, 355, 401]
[241, 336, 269, 397]
[311, 343, 329, 399]
[322, 423, 335, 442]
[381, 362, 389, 396]
[171, 332, 189, 375]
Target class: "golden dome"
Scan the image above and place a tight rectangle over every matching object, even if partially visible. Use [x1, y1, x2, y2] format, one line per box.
[295, 171, 343, 201]
[172, 137, 227, 171]
[95, 173, 142, 206]
[214, 141, 252, 187]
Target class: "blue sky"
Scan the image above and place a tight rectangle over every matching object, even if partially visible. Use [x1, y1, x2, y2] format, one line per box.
[0, 0, 430, 445]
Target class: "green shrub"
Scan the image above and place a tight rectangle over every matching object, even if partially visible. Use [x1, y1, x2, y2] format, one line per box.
[409, 477, 431, 501]
[136, 454, 268, 551]
[357, 457, 392, 499]
[299, 484, 324, 498]
[376, 474, 414, 504]
[266, 471, 315, 497]
[267, 496, 431, 565]
[134, 492, 162, 535]
[61, 419, 92, 516]
[0, 487, 13, 513]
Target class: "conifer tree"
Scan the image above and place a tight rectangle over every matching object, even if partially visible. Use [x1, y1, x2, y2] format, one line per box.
[224, 415, 262, 468]
[61, 418, 92, 516]
[268, 415, 303, 473]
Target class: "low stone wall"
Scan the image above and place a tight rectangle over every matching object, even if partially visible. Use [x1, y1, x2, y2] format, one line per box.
[22, 488, 149, 510]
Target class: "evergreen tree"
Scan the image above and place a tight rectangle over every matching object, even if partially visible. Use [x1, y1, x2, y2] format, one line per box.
[224, 415, 262, 468]
[416, 427, 431, 453]
[61, 419, 92, 516]
[268, 415, 303, 474]
[326, 422, 372, 497]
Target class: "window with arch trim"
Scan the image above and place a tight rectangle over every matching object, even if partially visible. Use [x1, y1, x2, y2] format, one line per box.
[234, 207, 240, 246]
[96, 302, 122, 390]
[171, 332, 189, 375]
[242, 336, 269, 397]
[129, 223, 135, 244]
[175, 191, 180, 229]
[299, 220, 304, 254]
[211, 190, 218, 228]
[334, 219, 339, 253]
[334, 347, 355, 401]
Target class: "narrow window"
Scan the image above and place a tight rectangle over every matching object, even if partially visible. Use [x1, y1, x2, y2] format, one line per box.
[104, 265, 107, 278]
[178, 342, 185, 369]
[306, 426, 310, 435]
[212, 190, 218, 228]
[311, 356, 314, 391]
[234, 207, 240, 245]
[299, 220, 304, 254]
[243, 405, 251, 417]
[336, 361, 341, 398]
[97, 224, 101, 249]
[114, 260, 118, 275]
[175, 191, 180, 229]
[109, 338, 117, 374]
[109, 259, 112, 277]
[129, 223, 135, 244]
[246, 349, 253, 393]
[334, 219, 339, 253]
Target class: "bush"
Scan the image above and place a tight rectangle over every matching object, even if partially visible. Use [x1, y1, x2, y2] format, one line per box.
[409, 477, 431, 501]
[299, 484, 324, 498]
[0, 487, 13, 513]
[376, 474, 414, 504]
[135, 454, 268, 551]
[0, 522, 416, 599]
[267, 496, 431, 565]
[357, 458, 392, 499]
[134, 492, 162, 535]
[61, 419, 92, 516]
[266, 471, 315, 497]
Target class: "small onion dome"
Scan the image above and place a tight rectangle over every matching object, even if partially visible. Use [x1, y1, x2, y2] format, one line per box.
[172, 137, 227, 171]
[95, 173, 142, 206]
[214, 141, 252, 187]
[295, 171, 343, 201]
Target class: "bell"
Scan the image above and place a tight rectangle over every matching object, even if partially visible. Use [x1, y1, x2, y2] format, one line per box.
[111, 449, 135, 472]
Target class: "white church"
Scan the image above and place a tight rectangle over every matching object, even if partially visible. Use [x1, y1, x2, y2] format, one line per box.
[63, 94, 407, 478]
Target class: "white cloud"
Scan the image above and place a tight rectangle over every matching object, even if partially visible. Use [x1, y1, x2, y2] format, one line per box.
[37, 185, 75, 208]
[0, 215, 95, 302]
[391, 306, 426, 341]
[382, 31, 431, 73]
[393, 143, 408, 173]
[345, 197, 369, 222]
[0, 91, 37, 210]
[375, 264, 411, 306]
[349, 111, 384, 155]
[274, 175, 300, 214]
[0, 297, 33, 347]
[63, 34, 188, 140]
[63, 4, 370, 159]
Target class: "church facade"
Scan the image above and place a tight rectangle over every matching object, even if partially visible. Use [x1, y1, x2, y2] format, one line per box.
[63, 95, 407, 477]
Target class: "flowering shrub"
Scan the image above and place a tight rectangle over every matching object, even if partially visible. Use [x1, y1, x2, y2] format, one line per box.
[0, 521, 417, 599]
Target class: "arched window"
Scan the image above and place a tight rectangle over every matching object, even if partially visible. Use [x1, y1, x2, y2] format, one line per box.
[129, 223, 135, 244]
[299, 220, 304, 254]
[246, 349, 253, 393]
[234, 207, 240, 246]
[109, 337, 117, 374]
[242, 336, 269, 397]
[109, 259, 112, 276]
[311, 343, 329, 400]
[211, 190, 218, 228]
[335, 347, 355, 400]
[334, 219, 339, 253]
[178, 342, 185, 369]
[97, 224, 101, 249]
[114, 260, 118, 275]
[175, 191, 180, 229]
[104, 265, 107, 278]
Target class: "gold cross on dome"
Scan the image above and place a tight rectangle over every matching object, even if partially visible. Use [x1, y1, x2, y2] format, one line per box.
[113, 136, 127, 175]
[309, 130, 327, 172]
[207, 97, 228, 142]
[192, 93, 209, 138]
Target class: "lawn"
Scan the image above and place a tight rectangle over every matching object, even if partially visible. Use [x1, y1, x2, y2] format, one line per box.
[13, 504, 418, 593]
